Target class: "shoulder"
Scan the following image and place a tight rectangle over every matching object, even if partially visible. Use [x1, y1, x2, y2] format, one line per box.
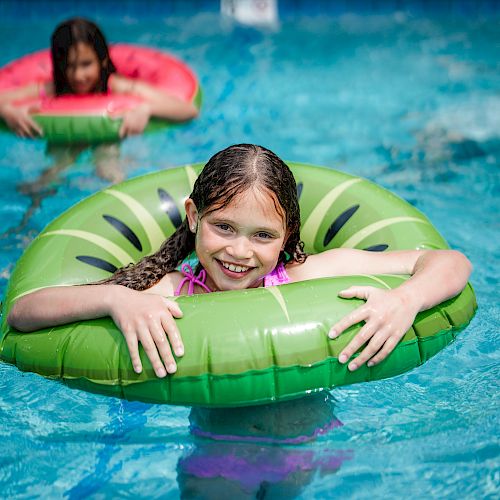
[108, 74, 135, 94]
[145, 271, 183, 297]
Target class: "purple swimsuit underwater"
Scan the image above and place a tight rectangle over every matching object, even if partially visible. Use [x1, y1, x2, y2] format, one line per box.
[175, 255, 290, 296]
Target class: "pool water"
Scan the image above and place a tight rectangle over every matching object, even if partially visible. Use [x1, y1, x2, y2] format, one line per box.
[0, 3, 499, 498]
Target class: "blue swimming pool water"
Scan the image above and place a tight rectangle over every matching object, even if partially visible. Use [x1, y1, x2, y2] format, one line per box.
[0, 2, 499, 498]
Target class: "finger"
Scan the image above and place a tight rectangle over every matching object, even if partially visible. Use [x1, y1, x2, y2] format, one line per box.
[18, 126, 28, 138]
[123, 329, 142, 374]
[149, 320, 177, 373]
[135, 121, 148, 134]
[25, 106, 43, 136]
[107, 109, 121, 118]
[165, 299, 183, 319]
[28, 118, 43, 136]
[367, 335, 400, 367]
[160, 313, 184, 357]
[125, 123, 140, 136]
[17, 120, 33, 138]
[328, 305, 368, 339]
[131, 122, 147, 136]
[137, 326, 168, 377]
[338, 286, 374, 300]
[347, 328, 389, 371]
[338, 321, 377, 365]
[118, 122, 126, 138]
[23, 122, 37, 138]
[22, 118, 41, 138]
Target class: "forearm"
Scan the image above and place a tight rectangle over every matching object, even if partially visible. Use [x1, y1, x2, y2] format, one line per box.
[0, 102, 13, 120]
[112, 76, 198, 124]
[7, 284, 124, 332]
[141, 96, 198, 122]
[395, 250, 472, 312]
[131, 79, 198, 122]
[0, 83, 39, 106]
[0, 94, 18, 108]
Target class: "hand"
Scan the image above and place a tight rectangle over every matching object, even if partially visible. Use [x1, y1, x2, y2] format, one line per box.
[118, 103, 151, 138]
[0, 102, 43, 138]
[328, 286, 420, 371]
[109, 287, 184, 378]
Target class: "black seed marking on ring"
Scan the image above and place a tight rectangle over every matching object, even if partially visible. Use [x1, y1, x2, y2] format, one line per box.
[158, 188, 182, 228]
[76, 256, 118, 273]
[297, 182, 303, 199]
[323, 205, 360, 247]
[103, 215, 142, 251]
[363, 244, 389, 252]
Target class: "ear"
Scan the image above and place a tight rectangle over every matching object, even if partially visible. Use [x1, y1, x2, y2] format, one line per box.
[184, 198, 199, 233]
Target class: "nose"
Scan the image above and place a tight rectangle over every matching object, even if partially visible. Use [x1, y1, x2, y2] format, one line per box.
[226, 236, 253, 260]
[74, 64, 86, 81]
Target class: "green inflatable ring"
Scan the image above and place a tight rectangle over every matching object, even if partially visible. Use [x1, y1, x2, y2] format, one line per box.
[0, 163, 477, 407]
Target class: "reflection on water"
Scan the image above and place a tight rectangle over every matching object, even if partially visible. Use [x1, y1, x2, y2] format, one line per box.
[0, 142, 124, 240]
[177, 393, 352, 499]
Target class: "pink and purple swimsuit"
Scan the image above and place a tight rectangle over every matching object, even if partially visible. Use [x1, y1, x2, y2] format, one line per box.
[174, 255, 290, 296]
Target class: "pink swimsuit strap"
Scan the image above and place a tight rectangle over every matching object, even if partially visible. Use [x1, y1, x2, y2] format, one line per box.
[175, 261, 290, 296]
[175, 263, 212, 296]
[263, 262, 291, 287]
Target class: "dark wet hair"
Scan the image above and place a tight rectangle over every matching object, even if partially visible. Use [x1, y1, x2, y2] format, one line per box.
[51, 18, 117, 95]
[105, 144, 307, 290]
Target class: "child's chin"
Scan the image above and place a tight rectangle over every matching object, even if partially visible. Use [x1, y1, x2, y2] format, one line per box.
[227, 278, 264, 292]
[217, 277, 254, 292]
[220, 282, 248, 292]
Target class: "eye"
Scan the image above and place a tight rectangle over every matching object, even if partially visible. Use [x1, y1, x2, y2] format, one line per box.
[255, 231, 273, 239]
[215, 223, 232, 232]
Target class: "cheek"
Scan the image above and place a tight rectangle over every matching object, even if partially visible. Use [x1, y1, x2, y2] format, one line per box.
[273, 242, 285, 261]
[195, 227, 218, 255]
[91, 65, 101, 79]
[260, 241, 284, 266]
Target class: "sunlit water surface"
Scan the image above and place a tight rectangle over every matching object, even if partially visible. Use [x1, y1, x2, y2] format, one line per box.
[0, 6, 498, 499]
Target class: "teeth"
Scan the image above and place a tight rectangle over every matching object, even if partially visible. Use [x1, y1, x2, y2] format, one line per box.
[221, 261, 250, 273]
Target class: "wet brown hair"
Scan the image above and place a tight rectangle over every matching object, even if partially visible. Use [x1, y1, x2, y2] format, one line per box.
[51, 18, 117, 96]
[105, 144, 306, 290]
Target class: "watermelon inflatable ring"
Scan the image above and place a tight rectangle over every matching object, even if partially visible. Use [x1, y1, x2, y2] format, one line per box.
[0, 44, 201, 143]
[0, 163, 476, 407]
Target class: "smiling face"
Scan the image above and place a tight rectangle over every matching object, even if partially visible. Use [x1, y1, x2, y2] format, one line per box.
[185, 187, 288, 292]
[65, 42, 102, 94]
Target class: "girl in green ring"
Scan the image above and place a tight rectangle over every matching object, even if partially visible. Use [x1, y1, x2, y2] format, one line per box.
[8, 144, 472, 379]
